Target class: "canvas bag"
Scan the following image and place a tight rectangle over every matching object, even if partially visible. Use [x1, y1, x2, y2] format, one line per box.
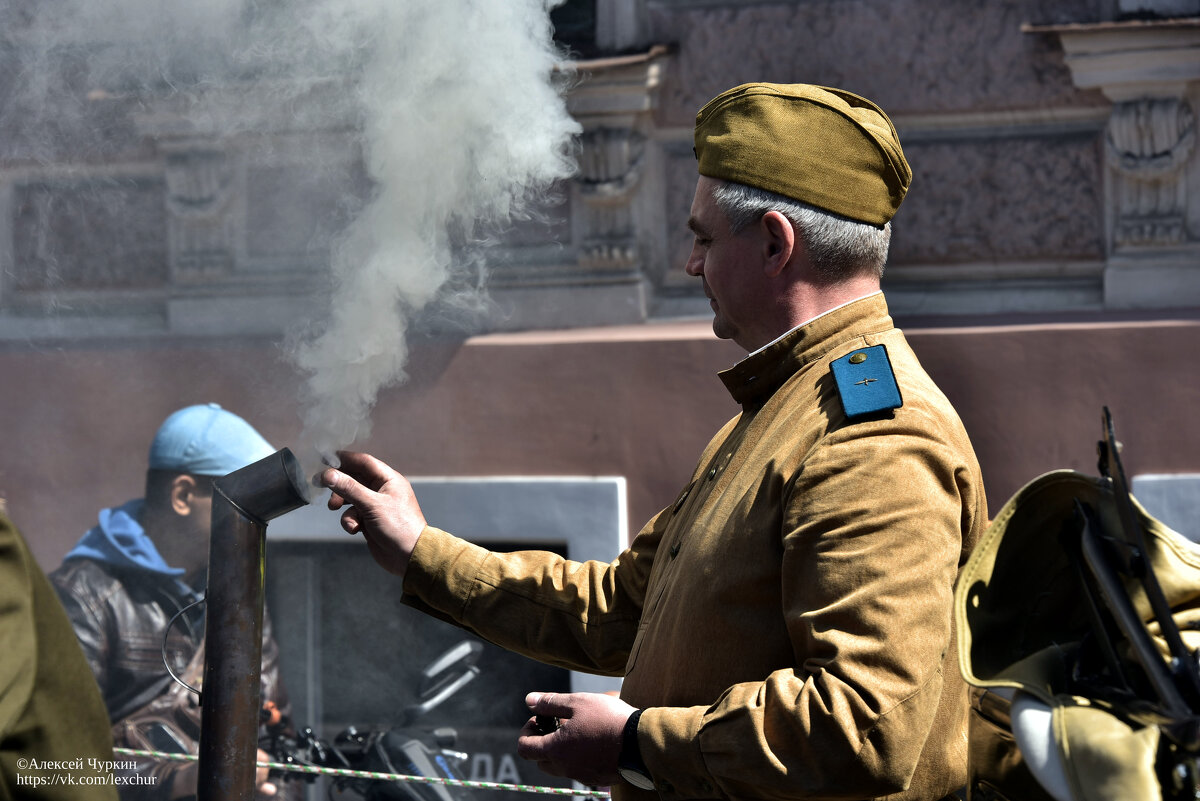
[956, 469, 1200, 801]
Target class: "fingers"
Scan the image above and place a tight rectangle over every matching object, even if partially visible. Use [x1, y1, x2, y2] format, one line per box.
[335, 451, 399, 488]
[321, 451, 403, 506]
[517, 692, 569, 767]
[317, 451, 426, 566]
[339, 507, 362, 535]
[516, 692, 626, 786]
[518, 693, 565, 766]
[516, 722, 558, 770]
[526, 691, 574, 718]
[320, 466, 373, 508]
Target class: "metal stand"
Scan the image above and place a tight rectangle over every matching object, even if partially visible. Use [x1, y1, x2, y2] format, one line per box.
[199, 448, 309, 801]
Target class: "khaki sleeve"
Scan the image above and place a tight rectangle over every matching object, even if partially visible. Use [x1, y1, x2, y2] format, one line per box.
[638, 421, 966, 800]
[0, 517, 37, 738]
[0, 515, 119, 801]
[401, 504, 671, 675]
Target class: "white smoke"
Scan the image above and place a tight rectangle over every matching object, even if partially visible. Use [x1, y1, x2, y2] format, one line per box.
[287, 2, 580, 469]
[3, 0, 580, 472]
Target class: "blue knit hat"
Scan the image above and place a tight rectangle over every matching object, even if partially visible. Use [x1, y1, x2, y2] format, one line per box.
[148, 403, 275, 477]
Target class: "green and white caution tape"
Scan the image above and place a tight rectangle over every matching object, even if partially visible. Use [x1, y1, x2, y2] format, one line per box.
[111, 748, 610, 797]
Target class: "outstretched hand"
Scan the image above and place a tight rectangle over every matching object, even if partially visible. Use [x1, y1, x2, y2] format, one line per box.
[320, 451, 427, 578]
[516, 691, 635, 787]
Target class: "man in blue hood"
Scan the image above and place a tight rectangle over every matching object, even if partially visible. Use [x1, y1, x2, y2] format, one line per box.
[49, 404, 289, 801]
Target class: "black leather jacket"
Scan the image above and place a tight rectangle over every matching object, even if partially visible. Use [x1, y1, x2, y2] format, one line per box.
[49, 557, 290, 800]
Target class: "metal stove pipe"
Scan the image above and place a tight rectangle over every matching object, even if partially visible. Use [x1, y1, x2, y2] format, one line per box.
[199, 448, 309, 801]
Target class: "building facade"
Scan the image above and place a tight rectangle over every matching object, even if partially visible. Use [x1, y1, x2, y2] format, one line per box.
[4, 1, 1200, 794]
[2, 0, 1198, 562]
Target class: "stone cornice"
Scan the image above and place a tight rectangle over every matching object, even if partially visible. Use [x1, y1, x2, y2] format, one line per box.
[1025, 16, 1200, 101]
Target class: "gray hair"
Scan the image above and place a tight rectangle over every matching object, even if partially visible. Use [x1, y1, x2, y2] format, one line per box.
[709, 180, 892, 282]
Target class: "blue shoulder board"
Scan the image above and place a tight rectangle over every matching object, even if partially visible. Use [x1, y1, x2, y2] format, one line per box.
[830, 345, 903, 419]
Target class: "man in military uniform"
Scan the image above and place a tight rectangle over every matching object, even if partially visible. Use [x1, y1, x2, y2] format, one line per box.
[320, 83, 988, 801]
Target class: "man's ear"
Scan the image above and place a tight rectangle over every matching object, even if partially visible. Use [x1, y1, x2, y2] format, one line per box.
[760, 210, 796, 278]
[169, 475, 199, 517]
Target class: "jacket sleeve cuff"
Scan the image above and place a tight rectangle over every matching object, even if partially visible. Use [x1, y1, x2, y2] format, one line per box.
[402, 525, 489, 620]
[637, 705, 722, 799]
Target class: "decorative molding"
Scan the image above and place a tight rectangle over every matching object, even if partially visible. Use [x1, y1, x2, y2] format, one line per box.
[1024, 17, 1200, 103]
[162, 143, 236, 281]
[1106, 97, 1195, 175]
[892, 106, 1111, 141]
[1036, 15, 1200, 306]
[566, 46, 669, 284]
[577, 127, 645, 273]
[1106, 97, 1194, 245]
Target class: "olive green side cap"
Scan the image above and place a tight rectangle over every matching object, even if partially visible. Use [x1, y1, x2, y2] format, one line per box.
[694, 83, 912, 226]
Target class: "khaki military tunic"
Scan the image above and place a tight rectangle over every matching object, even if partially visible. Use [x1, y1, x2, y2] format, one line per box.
[1, 514, 117, 801]
[403, 293, 987, 801]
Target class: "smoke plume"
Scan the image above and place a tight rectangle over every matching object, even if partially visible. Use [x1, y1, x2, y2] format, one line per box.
[287, 2, 580, 468]
[3, 0, 580, 471]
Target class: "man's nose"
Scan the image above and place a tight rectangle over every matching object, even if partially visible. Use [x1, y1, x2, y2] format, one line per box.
[684, 248, 702, 276]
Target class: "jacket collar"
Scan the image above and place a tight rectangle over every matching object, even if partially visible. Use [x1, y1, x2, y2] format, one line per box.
[718, 293, 895, 407]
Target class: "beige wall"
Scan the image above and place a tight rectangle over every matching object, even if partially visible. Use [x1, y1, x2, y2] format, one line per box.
[6, 309, 1198, 570]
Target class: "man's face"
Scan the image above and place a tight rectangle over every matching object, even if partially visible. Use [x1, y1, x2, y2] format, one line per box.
[684, 176, 765, 351]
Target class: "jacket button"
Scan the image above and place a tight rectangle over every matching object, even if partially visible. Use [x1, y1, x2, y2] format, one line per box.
[669, 543, 681, 558]
[707, 467, 717, 480]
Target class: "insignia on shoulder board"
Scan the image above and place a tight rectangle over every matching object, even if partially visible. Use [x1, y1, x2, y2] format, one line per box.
[830, 345, 903, 419]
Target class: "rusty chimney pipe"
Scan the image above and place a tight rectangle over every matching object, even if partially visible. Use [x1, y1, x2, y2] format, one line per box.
[199, 448, 309, 801]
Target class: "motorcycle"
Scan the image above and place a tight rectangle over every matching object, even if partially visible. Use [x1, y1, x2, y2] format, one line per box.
[263, 639, 484, 801]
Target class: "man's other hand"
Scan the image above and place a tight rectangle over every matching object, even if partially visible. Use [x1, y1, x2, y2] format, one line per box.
[516, 691, 635, 787]
[321, 451, 427, 578]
